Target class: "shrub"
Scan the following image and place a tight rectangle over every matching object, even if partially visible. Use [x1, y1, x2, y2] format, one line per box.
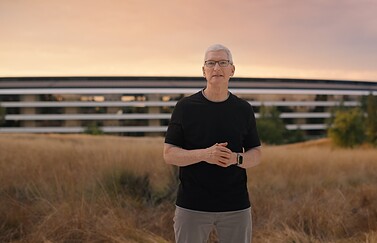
[101, 169, 176, 206]
[328, 108, 365, 148]
[84, 122, 103, 135]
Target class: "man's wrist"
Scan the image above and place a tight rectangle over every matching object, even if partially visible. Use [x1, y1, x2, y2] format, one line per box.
[236, 153, 243, 166]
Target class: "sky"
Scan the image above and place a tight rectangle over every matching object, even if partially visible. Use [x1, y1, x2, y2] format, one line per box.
[0, 0, 377, 81]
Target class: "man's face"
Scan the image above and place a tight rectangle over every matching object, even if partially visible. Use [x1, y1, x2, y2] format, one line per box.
[202, 50, 235, 85]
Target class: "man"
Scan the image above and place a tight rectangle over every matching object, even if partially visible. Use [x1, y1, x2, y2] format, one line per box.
[163, 44, 262, 243]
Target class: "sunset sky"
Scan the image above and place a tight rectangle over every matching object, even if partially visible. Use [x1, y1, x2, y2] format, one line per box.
[1, 0, 376, 81]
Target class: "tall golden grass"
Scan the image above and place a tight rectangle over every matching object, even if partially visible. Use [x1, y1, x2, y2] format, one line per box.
[250, 140, 377, 242]
[0, 134, 376, 242]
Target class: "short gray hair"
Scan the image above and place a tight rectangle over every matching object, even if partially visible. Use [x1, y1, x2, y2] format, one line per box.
[204, 44, 233, 64]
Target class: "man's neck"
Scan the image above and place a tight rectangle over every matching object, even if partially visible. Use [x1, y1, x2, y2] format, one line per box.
[203, 86, 229, 102]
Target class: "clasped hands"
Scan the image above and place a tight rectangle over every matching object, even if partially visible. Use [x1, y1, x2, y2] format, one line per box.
[205, 142, 237, 167]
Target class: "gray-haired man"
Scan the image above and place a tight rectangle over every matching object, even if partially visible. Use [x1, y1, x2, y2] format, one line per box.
[164, 44, 262, 243]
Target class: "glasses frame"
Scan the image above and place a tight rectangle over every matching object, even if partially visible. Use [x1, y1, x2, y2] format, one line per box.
[204, 60, 232, 68]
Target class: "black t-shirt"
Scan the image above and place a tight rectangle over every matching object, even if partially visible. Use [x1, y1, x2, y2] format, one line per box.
[165, 90, 261, 212]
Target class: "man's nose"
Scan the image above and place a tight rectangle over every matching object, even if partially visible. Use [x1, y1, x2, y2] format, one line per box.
[213, 62, 221, 70]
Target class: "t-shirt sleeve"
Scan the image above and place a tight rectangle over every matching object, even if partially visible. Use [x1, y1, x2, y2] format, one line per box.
[243, 106, 261, 150]
[165, 101, 184, 147]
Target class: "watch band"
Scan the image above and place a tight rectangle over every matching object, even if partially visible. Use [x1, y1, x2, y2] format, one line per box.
[236, 153, 243, 165]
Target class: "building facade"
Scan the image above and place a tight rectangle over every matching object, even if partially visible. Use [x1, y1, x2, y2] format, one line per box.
[1, 76, 376, 136]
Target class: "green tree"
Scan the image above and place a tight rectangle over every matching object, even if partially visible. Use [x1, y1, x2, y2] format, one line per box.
[84, 122, 104, 135]
[257, 105, 287, 145]
[285, 128, 306, 144]
[365, 94, 377, 145]
[328, 108, 365, 148]
[0, 106, 5, 125]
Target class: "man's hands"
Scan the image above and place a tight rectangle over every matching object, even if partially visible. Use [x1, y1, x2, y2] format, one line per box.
[205, 142, 237, 167]
[164, 142, 254, 168]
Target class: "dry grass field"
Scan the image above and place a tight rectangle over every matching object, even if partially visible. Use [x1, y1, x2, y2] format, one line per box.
[0, 134, 376, 243]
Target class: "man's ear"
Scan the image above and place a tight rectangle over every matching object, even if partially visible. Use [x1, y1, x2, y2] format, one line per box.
[202, 66, 206, 76]
[231, 65, 235, 76]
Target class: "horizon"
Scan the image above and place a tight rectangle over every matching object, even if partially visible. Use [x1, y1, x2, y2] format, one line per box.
[1, 75, 376, 83]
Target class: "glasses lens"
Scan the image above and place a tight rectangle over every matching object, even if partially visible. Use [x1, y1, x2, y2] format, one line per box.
[219, 61, 229, 67]
[205, 61, 216, 67]
[205, 60, 230, 68]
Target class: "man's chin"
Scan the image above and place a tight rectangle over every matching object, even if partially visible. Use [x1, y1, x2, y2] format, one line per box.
[208, 77, 229, 86]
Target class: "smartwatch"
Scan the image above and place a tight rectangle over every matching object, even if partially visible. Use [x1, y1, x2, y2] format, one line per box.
[236, 153, 243, 165]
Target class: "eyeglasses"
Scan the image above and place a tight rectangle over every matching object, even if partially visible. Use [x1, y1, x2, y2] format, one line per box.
[204, 60, 232, 68]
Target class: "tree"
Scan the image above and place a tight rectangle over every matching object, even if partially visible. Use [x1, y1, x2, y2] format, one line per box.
[328, 108, 365, 148]
[365, 94, 377, 145]
[285, 128, 306, 144]
[0, 105, 5, 125]
[257, 105, 287, 145]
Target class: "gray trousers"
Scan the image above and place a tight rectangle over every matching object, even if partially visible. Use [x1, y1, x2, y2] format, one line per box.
[173, 206, 252, 243]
